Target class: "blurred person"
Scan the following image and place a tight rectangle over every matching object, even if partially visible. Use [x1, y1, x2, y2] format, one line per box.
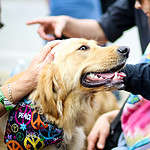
[27, 0, 150, 54]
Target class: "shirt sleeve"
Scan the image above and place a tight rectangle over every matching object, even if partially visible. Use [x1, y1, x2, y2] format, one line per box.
[98, 0, 135, 42]
[122, 63, 150, 100]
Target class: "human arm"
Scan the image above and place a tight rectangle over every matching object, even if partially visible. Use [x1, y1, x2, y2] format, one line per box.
[122, 63, 150, 99]
[0, 41, 60, 117]
[99, 0, 135, 42]
[87, 110, 119, 150]
[27, 0, 136, 43]
[26, 16, 107, 44]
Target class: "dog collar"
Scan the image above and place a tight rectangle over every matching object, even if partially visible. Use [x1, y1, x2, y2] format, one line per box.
[4, 98, 64, 150]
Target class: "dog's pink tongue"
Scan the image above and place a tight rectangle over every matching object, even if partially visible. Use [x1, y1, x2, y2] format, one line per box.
[97, 73, 114, 79]
[98, 72, 126, 79]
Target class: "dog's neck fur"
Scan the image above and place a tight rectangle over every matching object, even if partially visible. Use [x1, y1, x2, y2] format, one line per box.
[30, 88, 93, 143]
[29, 64, 94, 144]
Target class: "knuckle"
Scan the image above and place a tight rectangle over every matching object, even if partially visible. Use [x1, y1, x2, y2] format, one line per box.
[87, 135, 95, 142]
[101, 130, 108, 136]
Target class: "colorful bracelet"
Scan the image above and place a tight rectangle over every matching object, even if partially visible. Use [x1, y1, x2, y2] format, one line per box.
[0, 87, 16, 111]
[0, 88, 5, 105]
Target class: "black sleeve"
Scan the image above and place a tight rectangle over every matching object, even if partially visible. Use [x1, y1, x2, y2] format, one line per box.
[101, 0, 117, 13]
[122, 63, 150, 100]
[98, 0, 135, 42]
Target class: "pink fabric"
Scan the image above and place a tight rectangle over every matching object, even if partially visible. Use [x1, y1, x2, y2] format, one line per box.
[121, 97, 150, 147]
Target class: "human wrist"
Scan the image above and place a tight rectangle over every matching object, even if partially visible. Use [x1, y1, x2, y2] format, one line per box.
[0, 86, 16, 111]
[1, 77, 34, 104]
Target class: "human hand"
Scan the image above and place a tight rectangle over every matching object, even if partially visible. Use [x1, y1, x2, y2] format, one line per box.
[87, 110, 119, 150]
[24, 40, 61, 87]
[27, 16, 70, 41]
[87, 115, 110, 150]
[0, 41, 62, 115]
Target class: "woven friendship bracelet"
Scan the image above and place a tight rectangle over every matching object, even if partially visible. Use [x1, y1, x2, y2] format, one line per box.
[0, 87, 16, 111]
[3, 97, 16, 111]
[0, 88, 5, 105]
[8, 83, 13, 102]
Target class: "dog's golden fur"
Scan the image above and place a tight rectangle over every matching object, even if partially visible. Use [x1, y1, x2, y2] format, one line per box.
[0, 38, 128, 150]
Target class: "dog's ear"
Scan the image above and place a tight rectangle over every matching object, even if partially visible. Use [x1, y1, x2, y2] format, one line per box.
[34, 64, 66, 120]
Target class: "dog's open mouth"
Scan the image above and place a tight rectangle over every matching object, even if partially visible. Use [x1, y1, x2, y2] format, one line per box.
[81, 63, 126, 89]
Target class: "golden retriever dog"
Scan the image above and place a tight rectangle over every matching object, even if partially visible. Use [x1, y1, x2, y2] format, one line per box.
[0, 38, 129, 150]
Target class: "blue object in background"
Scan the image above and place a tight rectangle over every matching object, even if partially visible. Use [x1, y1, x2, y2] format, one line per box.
[49, 0, 102, 20]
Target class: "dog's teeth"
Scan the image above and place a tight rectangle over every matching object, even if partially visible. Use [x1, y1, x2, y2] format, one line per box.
[90, 74, 95, 78]
[114, 72, 118, 80]
[99, 76, 104, 80]
[94, 75, 100, 79]
[97, 75, 100, 79]
[88, 73, 99, 79]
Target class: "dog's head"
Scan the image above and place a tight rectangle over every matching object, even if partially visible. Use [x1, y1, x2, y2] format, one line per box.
[33, 38, 129, 122]
[50, 38, 129, 90]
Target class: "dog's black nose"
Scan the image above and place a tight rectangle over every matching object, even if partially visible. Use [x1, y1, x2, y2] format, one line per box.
[117, 46, 130, 58]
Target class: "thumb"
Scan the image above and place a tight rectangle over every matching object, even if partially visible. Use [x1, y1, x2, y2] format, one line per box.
[54, 22, 65, 38]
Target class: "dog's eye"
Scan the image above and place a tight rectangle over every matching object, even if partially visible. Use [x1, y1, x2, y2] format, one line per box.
[78, 45, 89, 51]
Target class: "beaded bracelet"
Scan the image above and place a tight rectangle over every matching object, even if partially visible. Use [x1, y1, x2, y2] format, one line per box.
[8, 84, 13, 102]
[0, 87, 16, 111]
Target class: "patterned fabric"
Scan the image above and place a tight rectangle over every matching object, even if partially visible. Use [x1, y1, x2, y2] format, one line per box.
[4, 98, 64, 150]
[122, 96, 150, 150]
[121, 43, 150, 150]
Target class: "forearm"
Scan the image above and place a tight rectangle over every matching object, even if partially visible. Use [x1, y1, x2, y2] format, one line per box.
[102, 109, 119, 123]
[0, 41, 59, 117]
[0, 72, 36, 116]
[87, 109, 119, 150]
[64, 16, 107, 44]
[1, 77, 34, 103]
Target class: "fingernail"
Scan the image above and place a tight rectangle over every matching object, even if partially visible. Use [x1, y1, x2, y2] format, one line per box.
[97, 144, 104, 149]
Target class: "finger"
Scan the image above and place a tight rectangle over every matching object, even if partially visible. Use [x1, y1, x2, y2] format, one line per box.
[43, 52, 55, 64]
[40, 40, 62, 61]
[37, 26, 52, 41]
[37, 26, 56, 41]
[54, 22, 64, 38]
[97, 130, 109, 149]
[87, 136, 98, 150]
[46, 40, 62, 50]
[87, 132, 99, 150]
[26, 19, 46, 25]
[97, 136, 105, 149]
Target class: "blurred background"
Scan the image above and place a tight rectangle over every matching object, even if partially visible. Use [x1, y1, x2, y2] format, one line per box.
[0, 0, 141, 84]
